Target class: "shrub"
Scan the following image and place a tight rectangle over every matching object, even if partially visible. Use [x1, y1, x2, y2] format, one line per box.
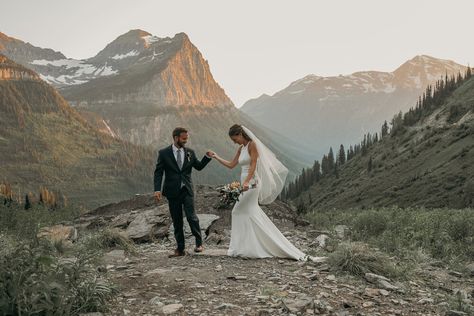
[307, 207, 474, 264]
[0, 241, 117, 315]
[80, 228, 136, 254]
[328, 242, 402, 278]
[0, 203, 80, 241]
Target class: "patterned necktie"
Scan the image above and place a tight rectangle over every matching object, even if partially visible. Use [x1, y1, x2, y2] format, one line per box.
[177, 148, 183, 170]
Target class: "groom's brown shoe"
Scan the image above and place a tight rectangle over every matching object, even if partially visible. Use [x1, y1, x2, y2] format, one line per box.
[194, 245, 204, 253]
[168, 249, 186, 258]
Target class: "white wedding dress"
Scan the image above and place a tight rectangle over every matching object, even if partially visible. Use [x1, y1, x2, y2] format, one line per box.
[227, 143, 307, 260]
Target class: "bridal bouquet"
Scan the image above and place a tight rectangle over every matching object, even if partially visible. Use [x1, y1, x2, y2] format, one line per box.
[216, 181, 256, 209]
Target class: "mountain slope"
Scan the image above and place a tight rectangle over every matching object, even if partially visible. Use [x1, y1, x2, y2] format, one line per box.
[2, 30, 309, 180]
[241, 55, 467, 159]
[57, 30, 308, 181]
[291, 73, 474, 209]
[0, 55, 155, 209]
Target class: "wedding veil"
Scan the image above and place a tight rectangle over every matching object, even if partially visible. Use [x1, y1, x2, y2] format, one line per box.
[241, 126, 289, 204]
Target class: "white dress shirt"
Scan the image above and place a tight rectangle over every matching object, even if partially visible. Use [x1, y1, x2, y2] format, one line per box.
[172, 143, 185, 165]
[172, 144, 186, 188]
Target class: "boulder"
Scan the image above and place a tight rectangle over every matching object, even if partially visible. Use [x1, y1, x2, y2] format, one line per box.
[281, 295, 314, 313]
[364, 273, 399, 291]
[125, 205, 170, 242]
[313, 234, 330, 249]
[161, 303, 184, 314]
[334, 225, 349, 239]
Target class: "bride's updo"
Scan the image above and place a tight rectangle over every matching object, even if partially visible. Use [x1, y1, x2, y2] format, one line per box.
[228, 124, 252, 141]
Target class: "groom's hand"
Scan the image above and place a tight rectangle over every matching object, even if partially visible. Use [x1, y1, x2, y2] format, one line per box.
[154, 191, 162, 203]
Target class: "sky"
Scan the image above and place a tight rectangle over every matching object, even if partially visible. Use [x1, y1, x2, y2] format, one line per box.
[2, 0, 473, 107]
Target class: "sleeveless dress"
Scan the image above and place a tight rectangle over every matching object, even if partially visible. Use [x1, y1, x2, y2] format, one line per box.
[227, 143, 307, 260]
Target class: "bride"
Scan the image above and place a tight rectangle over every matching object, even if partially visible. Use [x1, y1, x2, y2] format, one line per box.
[209, 124, 307, 260]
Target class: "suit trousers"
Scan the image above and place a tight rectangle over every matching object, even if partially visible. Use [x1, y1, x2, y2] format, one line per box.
[167, 186, 202, 251]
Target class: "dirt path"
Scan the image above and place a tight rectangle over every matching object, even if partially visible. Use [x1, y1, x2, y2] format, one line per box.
[101, 231, 472, 316]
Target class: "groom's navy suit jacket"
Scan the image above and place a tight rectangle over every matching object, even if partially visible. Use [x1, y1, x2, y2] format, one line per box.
[154, 145, 211, 199]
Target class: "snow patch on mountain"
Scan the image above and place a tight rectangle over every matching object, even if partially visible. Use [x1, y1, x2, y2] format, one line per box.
[142, 35, 161, 46]
[32, 58, 118, 85]
[289, 89, 305, 94]
[110, 50, 140, 60]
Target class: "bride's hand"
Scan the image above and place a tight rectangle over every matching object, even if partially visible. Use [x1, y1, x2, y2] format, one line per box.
[207, 150, 217, 158]
[242, 181, 250, 191]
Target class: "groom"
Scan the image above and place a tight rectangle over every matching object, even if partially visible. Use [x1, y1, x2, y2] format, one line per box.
[154, 127, 212, 257]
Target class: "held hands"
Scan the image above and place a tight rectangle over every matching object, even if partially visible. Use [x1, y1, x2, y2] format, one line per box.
[206, 150, 217, 158]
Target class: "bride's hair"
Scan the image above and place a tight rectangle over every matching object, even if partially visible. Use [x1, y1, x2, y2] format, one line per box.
[228, 124, 252, 141]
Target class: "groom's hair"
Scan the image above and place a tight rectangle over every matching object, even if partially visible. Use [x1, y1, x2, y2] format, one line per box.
[173, 127, 188, 138]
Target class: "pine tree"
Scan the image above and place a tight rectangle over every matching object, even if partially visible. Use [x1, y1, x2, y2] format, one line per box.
[381, 120, 389, 138]
[313, 160, 321, 182]
[321, 155, 328, 175]
[327, 147, 335, 173]
[347, 145, 354, 160]
[24, 194, 32, 210]
[338, 144, 346, 165]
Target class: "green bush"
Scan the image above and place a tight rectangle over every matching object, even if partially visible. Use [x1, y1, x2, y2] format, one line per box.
[307, 207, 474, 264]
[352, 210, 388, 238]
[0, 241, 117, 316]
[80, 228, 136, 254]
[329, 242, 402, 278]
[0, 202, 80, 241]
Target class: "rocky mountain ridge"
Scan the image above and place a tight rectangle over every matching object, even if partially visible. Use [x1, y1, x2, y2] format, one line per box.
[242, 55, 467, 159]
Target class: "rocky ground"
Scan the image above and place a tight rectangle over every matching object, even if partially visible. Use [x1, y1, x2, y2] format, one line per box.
[70, 186, 473, 316]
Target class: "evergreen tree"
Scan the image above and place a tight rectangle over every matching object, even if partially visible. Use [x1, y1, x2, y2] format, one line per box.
[313, 160, 321, 182]
[24, 194, 31, 210]
[327, 147, 335, 173]
[338, 144, 346, 165]
[347, 145, 354, 160]
[321, 155, 328, 175]
[381, 120, 389, 138]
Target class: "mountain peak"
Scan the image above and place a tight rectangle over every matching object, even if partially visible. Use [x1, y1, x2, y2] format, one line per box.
[174, 32, 190, 41]
[109, 29, 153, 45]
[408, 54, 458, 66]
[393, 55, 466, 88]
[411, 54, 437, 62]
[89, 29, 159, 63]
[398, 55, 464, 70]
[0, 32, 17, 42]
[0, 31, 21, 51]
[124, 29, 151, 37]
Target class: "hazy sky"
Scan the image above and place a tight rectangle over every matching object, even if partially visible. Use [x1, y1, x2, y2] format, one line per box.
[2, 0, 473, 106]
